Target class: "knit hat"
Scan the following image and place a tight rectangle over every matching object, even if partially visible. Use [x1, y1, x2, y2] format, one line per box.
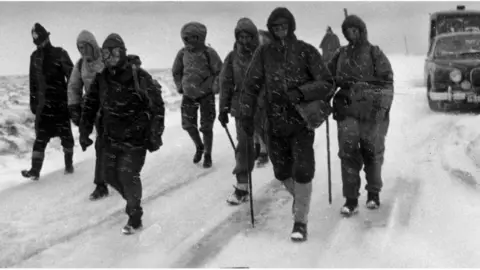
[31, 23, 50, 45]
[102, 33, 126, 49]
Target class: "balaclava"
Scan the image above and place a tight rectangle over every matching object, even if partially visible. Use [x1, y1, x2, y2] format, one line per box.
[31, 23, 50, 47]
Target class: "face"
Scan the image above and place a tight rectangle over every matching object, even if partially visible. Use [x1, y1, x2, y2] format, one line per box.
[102, 47, 122, 68]
[271, 17, 289, 40]
[237, 31, 254, 50]
[183, 35, 199, 49]
[345, 27, 361, 43]
[78, 42, 95, 61]
[32, 29, 45, 46]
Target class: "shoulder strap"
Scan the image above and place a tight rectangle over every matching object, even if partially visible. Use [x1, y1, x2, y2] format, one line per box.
[204, 47, 214, 74]
[77, 58, 83, 73]
[370, 45, 378, 76]
[132, 65, 153, 108]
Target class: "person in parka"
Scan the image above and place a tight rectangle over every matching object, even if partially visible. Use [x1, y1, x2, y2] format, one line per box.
[67, 30, 107, 201]
[218, 18, 263, 205]
[252, 29, 272, 167]
[172, 22, 223, 169]
[22, 23, 75, 180]
[238, 7, 335, 242]
[327, 15, 394, 217]
[319, 26, 341, 63]
[79, 33, 165, 235]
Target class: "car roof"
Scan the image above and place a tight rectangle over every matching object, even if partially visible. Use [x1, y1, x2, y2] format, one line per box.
[431, 10, 480, 17]
[435, 32, 480, 41]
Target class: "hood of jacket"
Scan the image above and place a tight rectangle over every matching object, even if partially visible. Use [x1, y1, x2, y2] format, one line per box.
[266, 7, 297, 41]
[341, 15, 368, 44]
[76, 30, 101, 60]
[181, 22, 207, 44]
[233, 17, 259, 52]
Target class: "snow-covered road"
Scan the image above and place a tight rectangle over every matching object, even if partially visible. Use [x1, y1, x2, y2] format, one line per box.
[2, 55, 480, 268]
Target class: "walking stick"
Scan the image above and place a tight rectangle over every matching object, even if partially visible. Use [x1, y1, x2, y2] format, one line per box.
[246, 137, 255, 228]
[326, 117, 332, 205]
[223, 124, 236, 152]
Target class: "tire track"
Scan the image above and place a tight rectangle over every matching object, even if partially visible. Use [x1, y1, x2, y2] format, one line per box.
[168, 179, 289, 268]
[3, 154, 219, 267]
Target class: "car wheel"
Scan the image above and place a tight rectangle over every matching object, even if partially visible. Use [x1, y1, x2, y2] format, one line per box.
[427, 79, 447, 112]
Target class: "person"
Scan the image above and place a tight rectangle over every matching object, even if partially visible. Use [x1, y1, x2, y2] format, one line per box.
[238, 7, 335, 242]
[172, 22, 223, 168]
[252, 29, 272, 167]
[327, 15, 394, 217]
[22, 23, 75, 180]
[79, 33, 165, 235]
[218, 17, 263, 205]
[319, 26, 341, 63]
[67, 30, 107, 201]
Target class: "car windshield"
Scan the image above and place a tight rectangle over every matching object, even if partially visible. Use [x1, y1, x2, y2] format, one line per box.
[434, 34, 480, 59]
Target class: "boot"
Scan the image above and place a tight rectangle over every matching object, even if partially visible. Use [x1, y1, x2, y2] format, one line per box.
[21, 151, 44, 181]
[256, 152, 269, 167]
[340, 198, 359, 217]
[89, 184, 109, 201]
[188, 129, 204, 164]
[122, 208, 143, 235]
[226, 183, 249, 205]
[64, 147, 74, 174]
[291, 182, 312, 242]
[203, 131, 213, 168]
[366, 192, 380, 209]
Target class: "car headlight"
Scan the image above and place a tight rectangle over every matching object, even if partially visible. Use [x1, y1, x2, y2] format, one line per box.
[450, 69, 462, 83]
[461, 80, 472, 90]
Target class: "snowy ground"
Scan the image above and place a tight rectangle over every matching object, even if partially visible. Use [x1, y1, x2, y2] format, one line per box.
[2, 55, 480, 267]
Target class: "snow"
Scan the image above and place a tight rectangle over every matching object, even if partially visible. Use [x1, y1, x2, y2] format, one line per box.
[2, 54, 480, 267]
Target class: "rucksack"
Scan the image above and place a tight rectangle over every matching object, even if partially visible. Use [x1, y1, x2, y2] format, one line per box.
[131, 64, 165, 153]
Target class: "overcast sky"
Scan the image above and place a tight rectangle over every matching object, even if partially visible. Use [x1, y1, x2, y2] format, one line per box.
[0, 1, 479, 76]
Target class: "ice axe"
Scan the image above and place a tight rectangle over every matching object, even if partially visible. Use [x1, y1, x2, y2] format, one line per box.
[326, 117, 332, 205]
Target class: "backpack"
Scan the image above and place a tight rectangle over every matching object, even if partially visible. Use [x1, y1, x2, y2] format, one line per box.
[181, 47, 219, 94]
[131, 64, 165, 153]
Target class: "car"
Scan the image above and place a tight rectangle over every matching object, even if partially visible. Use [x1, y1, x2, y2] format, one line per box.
[425, 32, 480, 111]
[424, 5, 480, 111]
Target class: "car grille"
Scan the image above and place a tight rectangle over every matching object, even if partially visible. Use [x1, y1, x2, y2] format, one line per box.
[470, 67, 480, 88]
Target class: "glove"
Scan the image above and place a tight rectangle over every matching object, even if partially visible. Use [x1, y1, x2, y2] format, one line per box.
[68, 104, 82, 126]
[218, 111, 229, 127]
[240, 118, 255, 137]
[79, 134, 93, 152]
[286, 88, 304, 104]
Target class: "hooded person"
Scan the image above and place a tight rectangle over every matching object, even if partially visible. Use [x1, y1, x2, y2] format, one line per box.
[22, 22, 75, 180]
[238, 7, 335, 242]
[79, 33, 166, 235]
[218, 17, 265, 205]
[327, 15, 394, 217]
[67, 30, 107, 201]
[319, 26, 341, 63]
[172, 22, 223, 169]
[252, 28, 272, 167]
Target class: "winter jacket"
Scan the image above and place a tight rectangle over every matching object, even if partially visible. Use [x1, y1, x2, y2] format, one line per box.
[328, 15, 394, 122]
[219, 18, 260, 118]
[67, 30, 105, 107]
[172, 22, 223, 99]
[29, 42, 74, 117]
[239, 7, 335, 136]
[80, 57, 165, 150]
[319, 32, 341, 63]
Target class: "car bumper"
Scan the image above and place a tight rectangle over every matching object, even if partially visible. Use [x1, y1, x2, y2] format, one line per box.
[429, 86, 480, 103]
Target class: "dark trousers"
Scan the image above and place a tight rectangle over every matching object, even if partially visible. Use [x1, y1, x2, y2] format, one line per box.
[232, 118, 256, 184]
[268, 128, 316, 184]
[93, 135, 105, 185]
[337, 116, 390, 199]
[181, 93, 216, 153]
[103, 142, 146, 222]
